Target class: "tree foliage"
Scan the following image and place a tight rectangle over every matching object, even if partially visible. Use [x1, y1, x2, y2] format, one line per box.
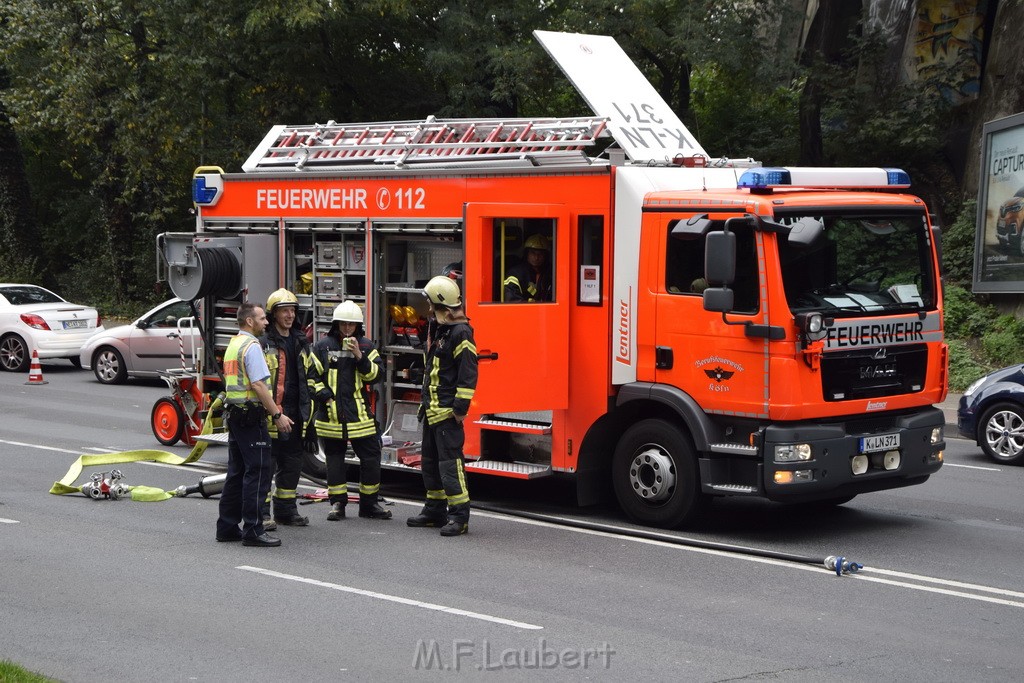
[0, 0, 993, 316]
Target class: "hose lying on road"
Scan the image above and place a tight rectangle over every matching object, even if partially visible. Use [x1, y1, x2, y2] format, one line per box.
[468, 502, 863, 576]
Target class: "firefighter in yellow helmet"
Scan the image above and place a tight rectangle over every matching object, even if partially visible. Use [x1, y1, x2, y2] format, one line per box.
[306, 300, 391, 521]
[259, 288, 318, 529]
[503, 234, 551, 302]
[407, 276, 478, 536]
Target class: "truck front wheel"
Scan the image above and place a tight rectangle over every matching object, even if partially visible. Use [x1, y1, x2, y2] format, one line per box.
[612, 419, 705, 528]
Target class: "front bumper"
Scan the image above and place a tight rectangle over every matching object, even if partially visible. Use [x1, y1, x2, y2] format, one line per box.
[760, 407, 945, 502]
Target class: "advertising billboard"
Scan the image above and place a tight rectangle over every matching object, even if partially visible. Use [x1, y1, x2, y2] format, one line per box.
[975, 112, 1024, 292]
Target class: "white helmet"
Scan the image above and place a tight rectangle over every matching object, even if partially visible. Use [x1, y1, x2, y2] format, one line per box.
[332, 300, 363, 323]
[423, 275, 462, 308]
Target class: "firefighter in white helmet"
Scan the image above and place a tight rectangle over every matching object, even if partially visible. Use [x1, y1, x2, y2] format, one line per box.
[259, 288, 318, 529]
[503, 233, 551, 302]
[307, 300, 391, 521]
[406, 276, 478, 536]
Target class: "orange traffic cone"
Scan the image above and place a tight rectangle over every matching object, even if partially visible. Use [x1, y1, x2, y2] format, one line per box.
[25, 350, 48, 385]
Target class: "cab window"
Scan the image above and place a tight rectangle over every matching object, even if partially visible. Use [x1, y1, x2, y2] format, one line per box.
[487, 218, 555, 303]
[666, 221, 759, 314]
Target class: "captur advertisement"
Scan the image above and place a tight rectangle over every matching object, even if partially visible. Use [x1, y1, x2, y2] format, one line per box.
[975, 112, 1024, 292]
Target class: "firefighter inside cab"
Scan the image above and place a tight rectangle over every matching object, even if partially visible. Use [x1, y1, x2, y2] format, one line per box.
[503, 234, 552, 302]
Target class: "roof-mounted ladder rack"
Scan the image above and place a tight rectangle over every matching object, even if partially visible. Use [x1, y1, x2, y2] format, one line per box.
[241, 115, 610, 172]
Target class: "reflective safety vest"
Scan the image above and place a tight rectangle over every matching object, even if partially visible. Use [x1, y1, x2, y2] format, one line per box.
[224, 333, 261, 406]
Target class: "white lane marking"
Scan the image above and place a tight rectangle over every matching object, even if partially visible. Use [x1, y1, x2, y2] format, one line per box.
[0, 518, 19, 524]
[465, 510, 1024, 610]
[237, 565, 543, 630]
[944, 462, 1001, 471]
[0, 439, 78, 454]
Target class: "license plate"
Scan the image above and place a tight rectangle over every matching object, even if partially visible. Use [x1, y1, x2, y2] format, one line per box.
[63, 320, 88, 329]
[859, 433, 900, 453]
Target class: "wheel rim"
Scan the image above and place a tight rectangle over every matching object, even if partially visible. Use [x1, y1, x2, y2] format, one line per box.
[627, 445, 676, 503]
[985, 410, 1024, 459]
[153, 401, 181, 442]
[1, 337, 26, 371]
[96, 350, 120, 382]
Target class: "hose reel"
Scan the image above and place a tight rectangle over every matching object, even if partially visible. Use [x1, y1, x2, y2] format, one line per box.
[166, 245, 242, 301]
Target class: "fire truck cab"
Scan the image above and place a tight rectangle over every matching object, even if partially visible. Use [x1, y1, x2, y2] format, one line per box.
[158, 31, 946, 528]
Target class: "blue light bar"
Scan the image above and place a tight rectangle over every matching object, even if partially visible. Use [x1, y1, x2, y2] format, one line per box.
[192, 176, 218, 204]
[884, 168, 911, 187]
[737, 167, 912, 190]
[737, 168, 791, 189]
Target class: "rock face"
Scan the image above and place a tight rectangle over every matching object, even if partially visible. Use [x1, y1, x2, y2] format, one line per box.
[964, 0, 1024, 192]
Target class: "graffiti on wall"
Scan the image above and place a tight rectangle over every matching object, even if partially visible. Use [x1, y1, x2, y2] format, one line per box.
[909, 0, 986, 103]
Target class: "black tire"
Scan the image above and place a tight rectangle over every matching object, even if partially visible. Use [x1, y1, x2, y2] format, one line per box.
[0, 334, 30, 372]
[978, 401, 1024, 465]
[612, 418, 705, 528]
[301, 441, 328, 484]
[93, 346, 127, 384]
[151, 396, 184, 446]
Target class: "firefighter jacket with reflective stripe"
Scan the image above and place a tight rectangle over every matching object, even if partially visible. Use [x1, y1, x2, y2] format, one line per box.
[308, 334, 383, 440]
[260, 325, 316, 439]
[503, 261, 551, 302]
[422, 321, 478, 425]
[224, 333, 262, 406]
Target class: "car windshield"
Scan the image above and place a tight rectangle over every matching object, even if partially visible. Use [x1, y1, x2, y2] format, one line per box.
[0, 285, 64, 306]
[777, 210, 937, 317]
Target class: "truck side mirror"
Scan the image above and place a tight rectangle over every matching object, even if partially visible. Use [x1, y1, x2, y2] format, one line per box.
[786, 216, 825, 248]
[703, 287, 734, 312]
[705, 230, 736, 286]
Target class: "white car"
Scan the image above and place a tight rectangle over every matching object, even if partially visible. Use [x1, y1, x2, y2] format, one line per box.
[79, 298, 201, 384]
[0, 284, 101, 372]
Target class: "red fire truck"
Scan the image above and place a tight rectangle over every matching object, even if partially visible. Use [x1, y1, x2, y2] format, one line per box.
[157, 31, 947, 527]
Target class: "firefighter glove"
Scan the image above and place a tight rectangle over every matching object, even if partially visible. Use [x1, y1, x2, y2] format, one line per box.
[302, 424, 319, 454]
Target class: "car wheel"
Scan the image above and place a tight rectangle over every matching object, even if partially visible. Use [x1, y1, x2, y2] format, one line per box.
[979, 401, 1024, 465]
[0, 334, 30, 372]
[612, 418, 706, 528]
[93, 346, 127, 384]
[151, 396, 184, 447]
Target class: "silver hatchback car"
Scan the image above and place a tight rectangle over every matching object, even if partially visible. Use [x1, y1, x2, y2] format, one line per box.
[80, 298, 201, 384]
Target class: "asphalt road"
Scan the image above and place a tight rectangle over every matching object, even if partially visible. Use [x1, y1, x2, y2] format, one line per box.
[2, 361, 1023, 681]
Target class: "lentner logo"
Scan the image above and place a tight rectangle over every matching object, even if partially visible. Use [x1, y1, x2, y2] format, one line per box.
[615, 290, 632, 365]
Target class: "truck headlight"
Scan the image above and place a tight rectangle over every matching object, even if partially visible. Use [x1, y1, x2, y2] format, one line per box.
[930, 427, 942, 444]
[774, 443, 812, 462]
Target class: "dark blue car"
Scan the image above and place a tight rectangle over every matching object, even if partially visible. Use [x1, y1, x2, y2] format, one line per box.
[958, 364, 1024, 464]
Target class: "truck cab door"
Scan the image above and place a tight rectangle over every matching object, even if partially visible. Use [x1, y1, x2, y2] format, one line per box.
[463, 203, 570, 413]
[651, 213, 770, 418]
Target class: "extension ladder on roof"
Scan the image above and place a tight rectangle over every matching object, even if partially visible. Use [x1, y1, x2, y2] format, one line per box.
[241, 115, 610, 172]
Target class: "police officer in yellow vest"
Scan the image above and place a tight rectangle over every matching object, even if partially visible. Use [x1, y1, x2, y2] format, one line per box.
[216, 302, 292, 547]
[307, 301, 391, 521]
[260, 288, 317, 529]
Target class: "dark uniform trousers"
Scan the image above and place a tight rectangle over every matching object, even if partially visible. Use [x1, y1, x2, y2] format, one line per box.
[217, 413, 273, 540]
[323, 434, 382, 507]
[420, 417, 470, 524]
[264, 405, 304, 519]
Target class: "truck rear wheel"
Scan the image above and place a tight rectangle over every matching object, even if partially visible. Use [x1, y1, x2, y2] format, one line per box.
[612, 418, 705, 528]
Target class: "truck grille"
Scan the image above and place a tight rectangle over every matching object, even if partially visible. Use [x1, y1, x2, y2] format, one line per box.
[820, 344, 927, 402]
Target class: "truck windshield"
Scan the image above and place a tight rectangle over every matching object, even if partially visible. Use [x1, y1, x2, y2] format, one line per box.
[776, 210, 936, 317]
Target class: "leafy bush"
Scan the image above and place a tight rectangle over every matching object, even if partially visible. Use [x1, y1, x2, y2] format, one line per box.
[947, 339, 989, 392]
[941, 200, 977, 285]
[943, 283, 996, 338]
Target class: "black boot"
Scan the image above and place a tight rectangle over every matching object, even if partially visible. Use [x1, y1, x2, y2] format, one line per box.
[440, 503, 469, 536]
[359, 495, 393, 520]
[406, 501, 447, 527]
[326, 502, 346, 521]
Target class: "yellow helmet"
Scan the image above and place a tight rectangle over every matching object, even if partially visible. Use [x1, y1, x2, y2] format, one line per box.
[332, 300, 364, 323]
[524, 234, 550, 251]
[266, 288, 298, 313]
[423, 275, 462, 308]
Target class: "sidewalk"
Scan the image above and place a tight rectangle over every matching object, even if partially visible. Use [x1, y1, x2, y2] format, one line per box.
[941, 391, 962, 438]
